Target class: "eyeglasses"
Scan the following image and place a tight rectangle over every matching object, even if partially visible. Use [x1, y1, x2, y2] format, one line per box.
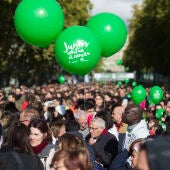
[89, 127, 99, 131]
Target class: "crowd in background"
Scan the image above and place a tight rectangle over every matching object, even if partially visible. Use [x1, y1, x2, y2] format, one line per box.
[0, 81, 170, 170]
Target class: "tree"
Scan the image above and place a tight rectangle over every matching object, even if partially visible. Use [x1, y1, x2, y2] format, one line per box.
[123, 0, 170, 74]
[0, 0, 93, 86]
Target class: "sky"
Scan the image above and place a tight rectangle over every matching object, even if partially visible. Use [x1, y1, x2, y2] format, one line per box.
[90, 0, 143, 26]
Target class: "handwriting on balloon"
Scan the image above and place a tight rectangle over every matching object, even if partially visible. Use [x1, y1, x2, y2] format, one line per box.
[64, 40, 90, 63]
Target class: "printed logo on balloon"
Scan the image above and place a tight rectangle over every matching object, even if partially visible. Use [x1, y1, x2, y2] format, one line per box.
[14, 1, 127, 75]
[63, 40, 90, 64]
[54, 26, 101, 76]
[149, 86, 163, 104]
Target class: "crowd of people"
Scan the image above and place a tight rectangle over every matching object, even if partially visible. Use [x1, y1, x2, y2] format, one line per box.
[0, 81, 170, 170]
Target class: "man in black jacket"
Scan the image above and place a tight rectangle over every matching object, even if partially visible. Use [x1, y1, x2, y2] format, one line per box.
[89, 117, 118, 170]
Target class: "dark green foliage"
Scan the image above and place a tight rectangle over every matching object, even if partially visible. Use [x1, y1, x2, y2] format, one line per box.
[123, 0, 170, 73]
[0, 0, 92, 86]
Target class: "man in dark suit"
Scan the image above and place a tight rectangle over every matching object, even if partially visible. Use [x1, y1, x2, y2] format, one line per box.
[89, 117, 118, 170]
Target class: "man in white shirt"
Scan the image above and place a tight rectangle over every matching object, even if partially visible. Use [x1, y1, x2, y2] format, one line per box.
[109, 103, 149, 170]
[122, 103, 149, 150]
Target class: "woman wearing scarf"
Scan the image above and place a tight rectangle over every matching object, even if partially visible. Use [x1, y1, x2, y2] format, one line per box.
[29, 118, 57, 170]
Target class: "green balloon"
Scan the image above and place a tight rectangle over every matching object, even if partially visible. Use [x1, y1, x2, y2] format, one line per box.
[132, 81, 137, 87]
[54, 26, 101, 76]
[131, 85, 146, 104]
[116, 59, 123, 66]
[58, 75, 65, 84]
[117, 81, 122, 86]
[125, 67, 129, 71]
[155, 108, 164, 119]
[86, 12, 127, 57]
[101, 81, 105, 85]
[14, 0, 64, 47]
[127, 93, 131, 99]
[124, 78, 130, 84]
[149, 86, 163, 104]
[149, 98, 155, 105]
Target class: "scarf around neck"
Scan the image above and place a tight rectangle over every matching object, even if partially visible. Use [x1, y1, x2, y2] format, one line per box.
[32, 140, 48, 155]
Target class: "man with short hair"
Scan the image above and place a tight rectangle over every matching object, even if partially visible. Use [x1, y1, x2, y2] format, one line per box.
[79, 101, 96, 126]
[108, 104, 127, 141]
[122, 104, 149, 150]
[20, 107, 40, 126]
[89, 117, 118, 169]
[109, 104, 149, 170]
[111, 104, 127, 134]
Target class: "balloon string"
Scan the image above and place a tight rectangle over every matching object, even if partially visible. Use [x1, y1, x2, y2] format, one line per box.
[104, 80, 106, 109]
[83, 81, 85, 109]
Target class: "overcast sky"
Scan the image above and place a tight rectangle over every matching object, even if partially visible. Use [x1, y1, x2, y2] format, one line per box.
[90, 0, 143, 26]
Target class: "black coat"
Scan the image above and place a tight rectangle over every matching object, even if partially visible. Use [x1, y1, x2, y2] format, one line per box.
[0, 150, 44, 170]
[92, 130, 118, 168]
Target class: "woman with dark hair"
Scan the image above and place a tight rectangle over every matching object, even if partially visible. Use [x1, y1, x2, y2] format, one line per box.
[29, 118, 57, 170]
[50, 120, 66, 145]
[95, 93, 105, 112]
[0, 110, 19, 136]
[0, 122, 44, 170]
[63, 109, 75, 121]
[47, 106, 63, 126]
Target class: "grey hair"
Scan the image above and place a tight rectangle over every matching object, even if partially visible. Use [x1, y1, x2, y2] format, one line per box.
[74, 110, 87, 119]
[91, 117, 106, 128]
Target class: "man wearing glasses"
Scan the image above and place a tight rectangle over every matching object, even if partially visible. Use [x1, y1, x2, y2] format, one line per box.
[88, 117, 118, 170]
